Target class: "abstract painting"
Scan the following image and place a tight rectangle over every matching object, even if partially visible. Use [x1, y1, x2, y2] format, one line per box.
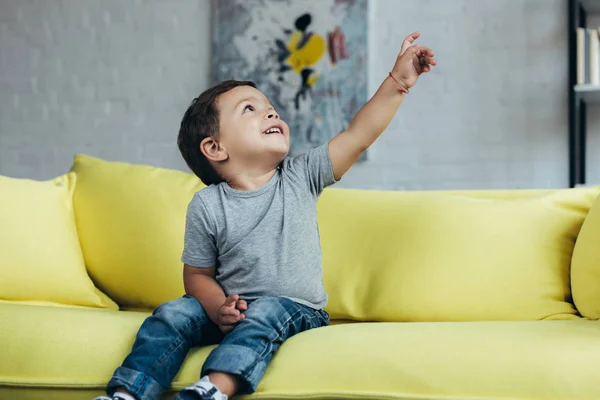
[212, 0, 368, 159]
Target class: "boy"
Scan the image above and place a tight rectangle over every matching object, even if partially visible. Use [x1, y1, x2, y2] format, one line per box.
[96, 32, 435, 400]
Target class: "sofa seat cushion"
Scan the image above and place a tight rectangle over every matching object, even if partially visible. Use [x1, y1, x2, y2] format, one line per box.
[2, 303, 600, 400]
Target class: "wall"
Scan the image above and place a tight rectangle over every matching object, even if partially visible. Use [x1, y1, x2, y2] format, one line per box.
[0, 0, 210, 178]
[345, 0, 577, 190]
[0, 0, 597, 189]
[588, 13, 600, 185]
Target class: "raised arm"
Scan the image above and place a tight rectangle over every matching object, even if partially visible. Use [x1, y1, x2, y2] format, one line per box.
[328, 32, 436, 180]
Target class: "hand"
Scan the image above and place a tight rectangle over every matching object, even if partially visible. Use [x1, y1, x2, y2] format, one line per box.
[217, 294, 247, 334]
[391, 32, 436, 90]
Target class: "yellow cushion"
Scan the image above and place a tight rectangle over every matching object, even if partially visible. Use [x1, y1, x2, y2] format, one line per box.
[572, 192, 600, 319]
[318, 187, 600, 322]
[70, 155, 205, 309]
[2, 302, 600, 399]
[0, 173, 117, 309]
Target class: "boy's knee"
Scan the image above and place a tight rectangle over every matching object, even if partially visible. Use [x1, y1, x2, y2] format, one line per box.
[152, 294, 209, 330]
[243, 296, 295, 324]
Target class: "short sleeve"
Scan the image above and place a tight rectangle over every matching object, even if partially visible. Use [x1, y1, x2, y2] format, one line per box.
[181, 194, 217, 268]
[284, 142, 339, 197]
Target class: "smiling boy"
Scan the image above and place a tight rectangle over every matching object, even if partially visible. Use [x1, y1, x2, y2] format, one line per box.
[96, 32, 435, 400]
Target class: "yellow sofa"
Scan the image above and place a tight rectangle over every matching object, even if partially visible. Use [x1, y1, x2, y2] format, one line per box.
[2, 154, 600, 400]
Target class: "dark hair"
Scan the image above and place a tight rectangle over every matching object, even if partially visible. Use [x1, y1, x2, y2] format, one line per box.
[177, 79, 257, 186]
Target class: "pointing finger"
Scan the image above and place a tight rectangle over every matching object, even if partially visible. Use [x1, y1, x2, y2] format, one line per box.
[401, 31, 420, 54]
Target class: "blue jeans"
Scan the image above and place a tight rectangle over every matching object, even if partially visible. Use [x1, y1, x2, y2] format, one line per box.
[106, 295, 329, 400]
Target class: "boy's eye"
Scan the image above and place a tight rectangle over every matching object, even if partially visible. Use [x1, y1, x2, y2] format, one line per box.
[243, 105, 254, 113]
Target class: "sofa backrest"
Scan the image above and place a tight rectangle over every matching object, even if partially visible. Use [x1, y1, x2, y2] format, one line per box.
[71, 154, 600, 321]
[71, 154, 204, 309]
[317, 187, 599, 321]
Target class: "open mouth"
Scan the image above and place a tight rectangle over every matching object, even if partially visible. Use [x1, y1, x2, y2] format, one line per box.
[262, 125, 283, 135]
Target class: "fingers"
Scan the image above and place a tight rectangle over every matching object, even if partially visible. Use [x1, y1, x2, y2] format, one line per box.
[412, 45, 434, 58]
[219, 315, 240, 325]
[220, 305, 240, 317]
[223, 294, 239, 308]
[409, 45, 436, 73]
[400, 31, 420, 54]
[394, 33, 436, 81]
[420, 56, 436, 66]
[219, 310, 244, 324]
[219, 295, 246, 326]
[236, 299, 248, 311]
[219, 305, 240, 325]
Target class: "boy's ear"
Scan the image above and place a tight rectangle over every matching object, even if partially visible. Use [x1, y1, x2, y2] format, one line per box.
[200, 137, 229, 162]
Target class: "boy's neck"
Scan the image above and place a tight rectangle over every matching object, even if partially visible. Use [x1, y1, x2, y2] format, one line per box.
[225, 167, 279, 192]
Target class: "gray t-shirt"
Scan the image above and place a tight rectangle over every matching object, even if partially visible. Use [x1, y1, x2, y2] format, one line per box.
[181, 143, 337, 310]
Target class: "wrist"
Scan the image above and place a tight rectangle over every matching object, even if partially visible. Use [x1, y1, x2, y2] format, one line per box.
[388, 72, 409, 94]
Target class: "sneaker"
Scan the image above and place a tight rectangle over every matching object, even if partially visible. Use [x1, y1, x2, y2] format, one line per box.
[93, 394, 136, 400]
[178, 376, 228, 400]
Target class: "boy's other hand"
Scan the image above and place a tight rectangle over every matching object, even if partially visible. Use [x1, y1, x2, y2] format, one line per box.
[391, 32, 436, 90]
[218, 294, 247, 333]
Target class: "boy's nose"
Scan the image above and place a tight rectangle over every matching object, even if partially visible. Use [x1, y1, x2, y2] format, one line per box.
[266, 111, 279, 119]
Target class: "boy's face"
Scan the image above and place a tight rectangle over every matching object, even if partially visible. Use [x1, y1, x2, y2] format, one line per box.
[216, 85, 290, 166]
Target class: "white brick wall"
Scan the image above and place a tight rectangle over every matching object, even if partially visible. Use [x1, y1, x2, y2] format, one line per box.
[0, 0, 210, 178]
[0, 0, 598, 189]
[342, 0, 582, 190]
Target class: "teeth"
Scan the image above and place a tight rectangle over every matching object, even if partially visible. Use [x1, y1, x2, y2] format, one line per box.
[264, 127, 281, 134]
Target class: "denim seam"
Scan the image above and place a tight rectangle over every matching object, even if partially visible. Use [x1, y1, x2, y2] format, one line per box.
[131, 372, 144, 395]
[243, 303, 306, 377]
[136, 375, 150, 398]
[108, 367, 163, 400]
[262, 308, 299, 355]
[149, 313, 208, 375]
[239, 304, 319, 391]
